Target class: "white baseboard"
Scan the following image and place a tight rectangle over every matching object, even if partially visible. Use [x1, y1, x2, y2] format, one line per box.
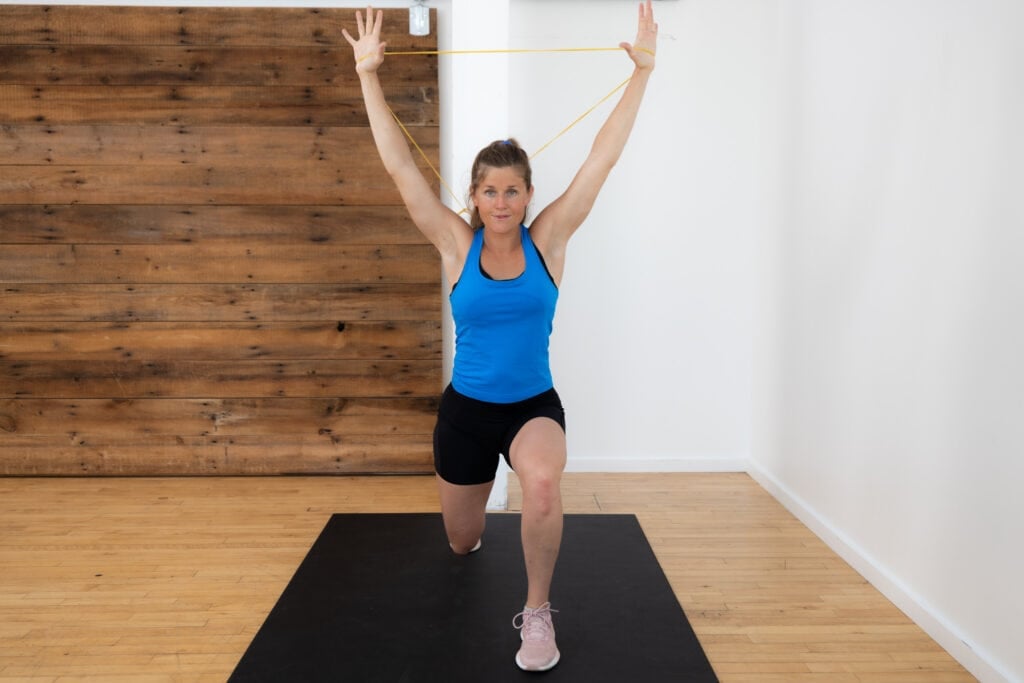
[565, 455, 749, 473]
[747, 461, 1014, 683]
[486, 455, 747, 510]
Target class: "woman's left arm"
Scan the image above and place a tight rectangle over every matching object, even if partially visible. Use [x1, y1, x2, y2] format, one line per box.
[532, 0, 657, 255]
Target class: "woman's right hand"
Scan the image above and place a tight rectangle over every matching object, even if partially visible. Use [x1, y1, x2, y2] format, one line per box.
[342, 6, 387, 74]
[620, 0, 657, 72]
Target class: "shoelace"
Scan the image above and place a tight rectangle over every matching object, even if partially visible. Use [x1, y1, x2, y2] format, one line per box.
[512, 602, 558, 641]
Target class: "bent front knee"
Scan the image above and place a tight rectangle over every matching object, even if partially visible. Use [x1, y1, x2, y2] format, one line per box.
[521, 481, 562, 517]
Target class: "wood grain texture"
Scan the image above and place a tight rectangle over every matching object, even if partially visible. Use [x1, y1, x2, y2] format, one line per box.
[1, 284, 440, 322]
[0, 321, 442, 360]
[0, 359, 440, 398]
[0, 436, 434, 475]
[0, 46, 432, 87]
[0, 125, 438, 169]
[0, 397, 438, 437]
[0, 84, 437, 126]
[0, 164, 408, 205]
[0, 204, 431, 245]
[0, 474, 978, 680]
[0, 5, 441, 475]
[0, 244, 439, 283]
[0, 5, 433, 48]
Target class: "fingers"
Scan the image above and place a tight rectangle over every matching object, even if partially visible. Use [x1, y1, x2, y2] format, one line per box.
[363, 7, 383, 37]
[347, 7, 383, 47]
[356, 6, 382, 37]
[639, 0, 656, 31]
[635, 0, 658, 49]
[356, 7, 384, 41]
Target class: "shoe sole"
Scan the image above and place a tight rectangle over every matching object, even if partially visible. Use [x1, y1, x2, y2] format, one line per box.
[515, 649, 560, 672]
[448, 539, 482, 554]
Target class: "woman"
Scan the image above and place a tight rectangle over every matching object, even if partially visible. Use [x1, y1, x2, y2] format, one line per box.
[344, 2, 656, 672]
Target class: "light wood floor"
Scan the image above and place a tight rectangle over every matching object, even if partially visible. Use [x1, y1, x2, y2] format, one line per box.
[0, 474, 975, 682]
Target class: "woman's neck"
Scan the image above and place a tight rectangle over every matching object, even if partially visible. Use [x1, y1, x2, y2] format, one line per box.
[482, 225, 522, 255]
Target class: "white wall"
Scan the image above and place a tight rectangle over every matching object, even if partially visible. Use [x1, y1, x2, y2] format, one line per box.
[508, 0, 766, 472]
[751, 2, 1024, 681]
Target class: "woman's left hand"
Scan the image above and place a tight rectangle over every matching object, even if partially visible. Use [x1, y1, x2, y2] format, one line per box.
[620, 0, 657, 71]
[343, 6, 387, 74]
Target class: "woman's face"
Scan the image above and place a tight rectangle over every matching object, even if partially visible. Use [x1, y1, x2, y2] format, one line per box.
[472, 166, 533, 232]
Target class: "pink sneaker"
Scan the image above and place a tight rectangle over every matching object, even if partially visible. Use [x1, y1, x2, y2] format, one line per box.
[512, 602, 560, 672]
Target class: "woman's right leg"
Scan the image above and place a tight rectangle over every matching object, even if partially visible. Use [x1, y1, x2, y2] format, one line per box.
[436, 475, 493, 555]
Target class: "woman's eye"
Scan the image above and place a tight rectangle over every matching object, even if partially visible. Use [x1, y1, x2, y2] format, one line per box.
[507, 190, 518, 198]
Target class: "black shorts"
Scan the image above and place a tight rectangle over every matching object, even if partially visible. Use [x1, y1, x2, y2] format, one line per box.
[433, 384, 566, 486]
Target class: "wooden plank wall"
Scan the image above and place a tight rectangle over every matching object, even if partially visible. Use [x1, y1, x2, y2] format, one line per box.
[0, 6, 442, 475]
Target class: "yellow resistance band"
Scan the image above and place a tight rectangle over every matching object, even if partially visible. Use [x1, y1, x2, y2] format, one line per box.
[530, 76, 632, 160]
[383, 46, 628, 58]
[386, 102, 468, 214]
[375, 47, 650, 214]
[378, 46, 654, 59]
[389, 75, 633, 215]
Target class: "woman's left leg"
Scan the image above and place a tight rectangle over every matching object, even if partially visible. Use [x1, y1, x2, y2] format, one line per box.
[508, 416, 567, 608]
[436, 476, 493, 554]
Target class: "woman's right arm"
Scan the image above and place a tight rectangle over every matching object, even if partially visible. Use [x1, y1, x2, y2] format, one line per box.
[343, 7, 466, 257]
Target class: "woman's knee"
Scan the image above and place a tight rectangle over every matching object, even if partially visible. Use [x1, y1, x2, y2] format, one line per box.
[443, 513, 485, 554]
[436, 476, 491, 552]
[449, 537, 482, 555]
[519, 469, 562, 516]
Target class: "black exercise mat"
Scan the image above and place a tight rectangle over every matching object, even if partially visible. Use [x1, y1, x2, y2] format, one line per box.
[230, 513, 718, 682]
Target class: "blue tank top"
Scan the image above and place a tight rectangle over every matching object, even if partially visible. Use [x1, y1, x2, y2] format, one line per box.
[450, 225, 559, 403]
